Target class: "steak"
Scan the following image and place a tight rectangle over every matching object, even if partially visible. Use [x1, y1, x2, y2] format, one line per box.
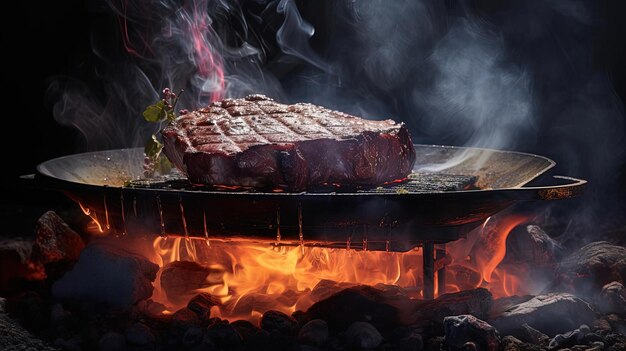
[161, 95, 416, 191]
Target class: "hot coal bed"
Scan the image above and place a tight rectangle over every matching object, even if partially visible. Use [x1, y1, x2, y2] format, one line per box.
[2, 145, 626, 351]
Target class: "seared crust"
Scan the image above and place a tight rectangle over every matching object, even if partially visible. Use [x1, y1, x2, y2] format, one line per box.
[161, 95, 416, 191]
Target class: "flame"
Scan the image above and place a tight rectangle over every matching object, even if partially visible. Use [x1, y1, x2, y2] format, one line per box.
[78, 202, 106, 235]
[75, 206, 533, 321]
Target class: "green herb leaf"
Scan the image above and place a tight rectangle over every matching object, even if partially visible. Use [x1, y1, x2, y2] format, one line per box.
[143, 101, 168, 122]
[144, 134, 163, 158]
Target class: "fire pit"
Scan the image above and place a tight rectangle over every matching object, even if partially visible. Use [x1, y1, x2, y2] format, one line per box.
[34, 144, 585, 301]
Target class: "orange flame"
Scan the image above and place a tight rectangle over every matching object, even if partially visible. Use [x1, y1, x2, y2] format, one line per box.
[75, 207, 533, 321]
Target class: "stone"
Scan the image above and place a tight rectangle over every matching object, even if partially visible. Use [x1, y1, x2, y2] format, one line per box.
[160, 260, 224, 305]
[512, 323, 549, 346]
[555, 241, 626, 297]
[443, 315, 499, 351]
[52, 243, 158, 308]
[548, 324, 590, 349]
[187, 293, 221, 320]
[0, 238, 37, 291]
[297, 319, 329, 346]
[31, 211, 84, 265]
[345, 321, 383, 350]
[207, 322, 242, 350]
[596, 281, 626, 314]
[50, 303, 70, 325]
[500, 336, 525, 351]
[137, 298, 167, 318]
[403, 288, 493, 325]
[126, 322, 155, 346]
[6, 291, 47, 330]
[506, 225, 563, 266]
[99, 332, 126, 351]
[303, 285, 398, 333]
[492, 293, 595, 336]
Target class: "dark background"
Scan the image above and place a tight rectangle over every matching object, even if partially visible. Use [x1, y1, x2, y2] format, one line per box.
[1, 0, 625, 237]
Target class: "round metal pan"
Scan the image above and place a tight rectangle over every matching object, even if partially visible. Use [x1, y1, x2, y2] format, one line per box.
[35, 145, 586, 249]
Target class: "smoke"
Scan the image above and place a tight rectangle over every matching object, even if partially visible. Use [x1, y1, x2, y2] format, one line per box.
[48, 0, 625, 238]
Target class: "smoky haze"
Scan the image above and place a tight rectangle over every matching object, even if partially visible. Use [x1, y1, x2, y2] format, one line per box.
[48, 0, 626, 241]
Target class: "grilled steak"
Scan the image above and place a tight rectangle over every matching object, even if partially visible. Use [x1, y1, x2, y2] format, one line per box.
[161, 95, 416, 191]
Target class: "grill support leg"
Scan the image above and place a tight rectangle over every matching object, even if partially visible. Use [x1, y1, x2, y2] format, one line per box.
[436, 245, 446, 296]
[423, 241, 435, 299]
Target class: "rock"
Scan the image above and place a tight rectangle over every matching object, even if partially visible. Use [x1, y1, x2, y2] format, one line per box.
[160, 261, 224, 305]
[52, 243, 158, 308]
[445, 265, 482, 292]
[188, 293, 220, 320]
[555, 241, 626, 297]
[0, 238, 37, 291]
[512, 323, 549, 346]
[386, 326, 424, 351]
[0, 297, 5, 313]
[6, 291, 47, 330]
[500, 336, 523, 351]
[261, 310, 299, 335]
[54, 335, 82, 351]
[207, 322, 242, 350]
[596, 281, 626, 314]
[404, 288, 493, 325]
[99, 332, 126, 351]
[443, 315, 499, 351]
[303, 285, 398, 333]
[548, 324, 590, 349]
[461, 341, 478, 350]
[425, 336, 445, 351]
[126, 322, 155, 346]
[50, 303, 70, 325]
[345, 322, 383, 350]
[506, 225, 563, 266]
[492, 293, 595, 336]
[297, 319, 329, 346]
[31, 211, 84, 265]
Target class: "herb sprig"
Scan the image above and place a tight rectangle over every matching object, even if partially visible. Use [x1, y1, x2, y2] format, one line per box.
[142, 88, 185, 177]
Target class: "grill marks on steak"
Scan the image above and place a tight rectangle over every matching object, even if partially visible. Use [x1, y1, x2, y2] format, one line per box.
[161, 95, 416, 191]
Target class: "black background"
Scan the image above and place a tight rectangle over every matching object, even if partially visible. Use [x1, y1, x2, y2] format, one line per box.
[1, 0, 625, 236]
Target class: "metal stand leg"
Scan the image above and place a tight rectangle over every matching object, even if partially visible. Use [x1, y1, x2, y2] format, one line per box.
[423, 241, 435, 299]
[436, 245, 446, 297]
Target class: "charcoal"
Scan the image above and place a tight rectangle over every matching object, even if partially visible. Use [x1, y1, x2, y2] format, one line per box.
[99, 332, 126, 351]
[231, 319, 259, 342]
[403, 288, 493, 326]
[260, 310, 299, 335]
[443, 315, 499, 351]
[171, 307, 201, 333]
[160, 261, 224, 305]
[297, 319, 329, 346]
[505, 225, 563, 267]
[445, 265, 482, 292]
[207, 322, 242, 350]
[596, 281, 626, 314]
[51, 243, 158, 308]
[187, 293, 221, 320]
[553, 241, 626, 297]
[50, 303, 70, 326]
[302, 285, 398, 333]
[137, 298, 167, 318]
[182, 326, 205, 348]
[492, 293, 594, 337]
[54, 335, 82, 351]
[461, 341, 478, 350]
[126, 322, 155, 346]
[345, 321, 383, 350]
